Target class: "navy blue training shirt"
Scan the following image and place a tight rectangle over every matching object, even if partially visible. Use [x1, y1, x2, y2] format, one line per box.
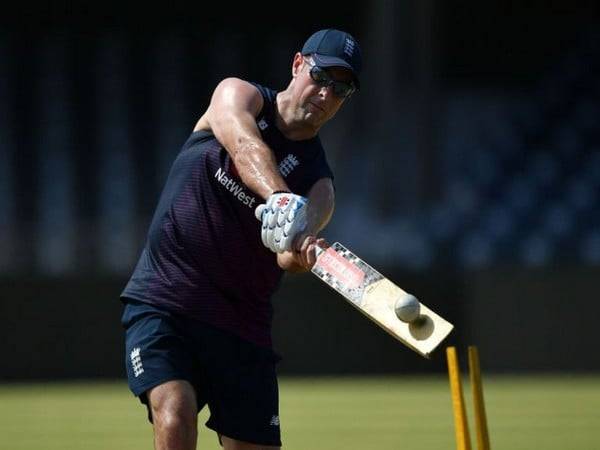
[121, 82, 334, 347]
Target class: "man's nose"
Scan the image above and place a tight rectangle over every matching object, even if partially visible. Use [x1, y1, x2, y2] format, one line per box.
[318, 84, 333, 99]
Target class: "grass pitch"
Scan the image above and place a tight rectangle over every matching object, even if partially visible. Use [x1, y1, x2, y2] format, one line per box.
[1, 375, 599, 449]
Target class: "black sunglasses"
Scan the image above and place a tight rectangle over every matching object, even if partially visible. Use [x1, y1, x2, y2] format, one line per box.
[308, 65, 356, 99]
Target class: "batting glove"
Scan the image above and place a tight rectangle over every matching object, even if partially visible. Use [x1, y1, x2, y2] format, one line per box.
[254, 191, 308, 253]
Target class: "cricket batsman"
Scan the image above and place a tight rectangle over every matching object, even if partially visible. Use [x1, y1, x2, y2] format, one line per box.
[120, 28, 362, 450]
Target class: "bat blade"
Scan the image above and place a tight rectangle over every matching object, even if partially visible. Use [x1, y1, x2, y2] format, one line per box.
[311, 242, 454, 358]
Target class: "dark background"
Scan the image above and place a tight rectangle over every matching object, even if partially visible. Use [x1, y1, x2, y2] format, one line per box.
[1, 1, 600, 379]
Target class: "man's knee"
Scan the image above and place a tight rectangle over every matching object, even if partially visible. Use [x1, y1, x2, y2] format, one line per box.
[155, 406, 197, 433]
[148, 380, 198, 432]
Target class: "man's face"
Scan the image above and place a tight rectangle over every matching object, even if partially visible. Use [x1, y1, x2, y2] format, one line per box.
[293, 55, 355, 127]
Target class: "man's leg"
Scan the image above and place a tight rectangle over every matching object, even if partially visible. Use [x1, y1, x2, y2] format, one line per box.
[220, 435, 280, 450]
[148, 380, 199, 450]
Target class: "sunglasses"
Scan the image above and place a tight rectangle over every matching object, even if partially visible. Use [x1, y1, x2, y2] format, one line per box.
[307, 63, 356, 99]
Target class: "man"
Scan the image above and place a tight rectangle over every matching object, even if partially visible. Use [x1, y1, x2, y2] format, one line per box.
[121, 28, 362, 450]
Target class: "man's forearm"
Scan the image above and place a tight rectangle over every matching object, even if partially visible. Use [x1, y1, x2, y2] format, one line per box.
[204, 78, 289, 200]
[305, 179, 335, 234]
[230, 138, 289, 200]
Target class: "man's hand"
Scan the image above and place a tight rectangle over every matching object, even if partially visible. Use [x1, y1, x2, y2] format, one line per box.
[295, 236, 328, 270]
[255, 192, 308, 253]
[277, 236, 329, 272]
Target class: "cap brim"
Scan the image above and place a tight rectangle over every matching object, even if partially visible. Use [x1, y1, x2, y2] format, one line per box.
[312, 54, 360, 89]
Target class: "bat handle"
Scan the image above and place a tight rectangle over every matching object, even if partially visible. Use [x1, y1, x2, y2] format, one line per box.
[314, 241, 331, 257]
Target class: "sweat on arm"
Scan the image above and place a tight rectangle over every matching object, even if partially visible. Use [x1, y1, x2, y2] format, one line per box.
[202, 78, 290, 200]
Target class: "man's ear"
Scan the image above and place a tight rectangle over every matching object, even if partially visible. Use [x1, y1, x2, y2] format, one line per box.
[292, 52, 304, 77]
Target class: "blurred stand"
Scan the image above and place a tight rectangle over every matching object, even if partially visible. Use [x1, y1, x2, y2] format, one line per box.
[36, 37, 75, 274]
[0, 37, 16, 273]
[1, 5, 599, 274]
[1, 1, 599, 378]
[95, 35, 137, 274]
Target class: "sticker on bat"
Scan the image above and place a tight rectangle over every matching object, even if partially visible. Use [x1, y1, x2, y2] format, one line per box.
[315, 247, 365, 289]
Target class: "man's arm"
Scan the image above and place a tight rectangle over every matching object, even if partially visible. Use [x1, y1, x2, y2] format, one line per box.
[304, 177, 335, 236]
[277, 177, 335, 272]
[203, 77, 288, 199]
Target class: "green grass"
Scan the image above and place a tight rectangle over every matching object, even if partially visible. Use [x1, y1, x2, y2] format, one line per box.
[1, 375, 599, 449]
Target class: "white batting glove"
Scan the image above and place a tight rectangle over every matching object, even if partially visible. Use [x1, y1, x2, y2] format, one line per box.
[254, 192, 308, 253]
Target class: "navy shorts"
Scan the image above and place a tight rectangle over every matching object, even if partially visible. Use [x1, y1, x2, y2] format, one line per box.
[121, 298, 282, 447]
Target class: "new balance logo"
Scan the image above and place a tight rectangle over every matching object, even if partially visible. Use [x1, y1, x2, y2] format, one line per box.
[269, 415, 280, 426]
[130, 347, 144, 378]
[278, 154, 300, 178]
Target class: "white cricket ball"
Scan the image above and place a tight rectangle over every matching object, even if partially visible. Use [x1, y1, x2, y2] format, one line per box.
[394, 294, 421, 323]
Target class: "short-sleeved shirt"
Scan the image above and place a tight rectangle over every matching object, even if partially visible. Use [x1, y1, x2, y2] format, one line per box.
[120, 82, 334, 347]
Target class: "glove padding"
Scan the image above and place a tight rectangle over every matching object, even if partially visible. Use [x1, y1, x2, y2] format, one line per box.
[255, 192, 308, 253]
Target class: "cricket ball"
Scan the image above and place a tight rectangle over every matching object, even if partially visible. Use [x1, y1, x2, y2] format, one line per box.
[394, 294, 421, 323]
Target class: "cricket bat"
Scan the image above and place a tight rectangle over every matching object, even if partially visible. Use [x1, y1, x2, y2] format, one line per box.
[311, 242, 454, 358]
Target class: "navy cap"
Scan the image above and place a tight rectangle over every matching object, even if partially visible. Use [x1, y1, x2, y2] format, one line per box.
[301, 29, 362, 88]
